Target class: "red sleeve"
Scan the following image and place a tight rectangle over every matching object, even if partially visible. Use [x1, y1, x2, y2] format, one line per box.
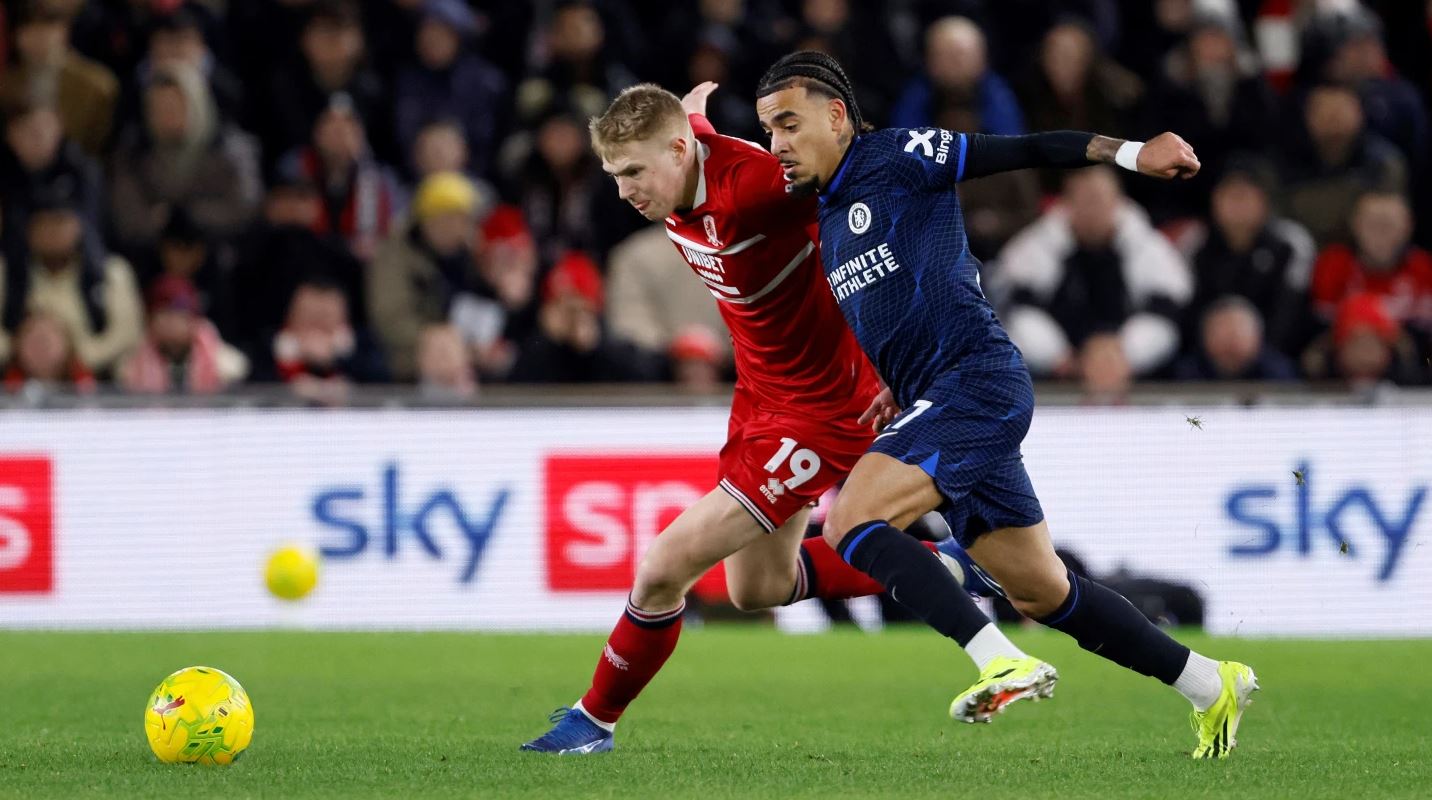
[1310, 245, 1354, 318]
[726, 151, 816, 224]
[688, 113, 716, 137]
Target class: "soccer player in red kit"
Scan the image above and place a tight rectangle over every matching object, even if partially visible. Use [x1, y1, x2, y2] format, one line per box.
[521, 83, 933, 753]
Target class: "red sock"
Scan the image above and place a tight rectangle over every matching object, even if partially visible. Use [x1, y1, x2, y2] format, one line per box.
[794, 537, 940, 602]
[578, 598, 684, 724]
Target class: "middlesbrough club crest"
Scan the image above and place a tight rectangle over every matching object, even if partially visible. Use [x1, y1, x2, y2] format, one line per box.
[703, 215, 723, 247]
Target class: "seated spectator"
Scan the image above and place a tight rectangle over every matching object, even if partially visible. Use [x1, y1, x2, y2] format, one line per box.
[501, 103, 640, 262]
[264, 0, 390, 165]
[416, 323, 477, 402]
[1078, 332, 1131, 406]
[279, 94, 405, 262]
[367, 171, 482, 380]
[108, 62, 262, 258]
[668, 324, 724, 394]
[1, 2, 118, 155]
[605, 224, 728, 367]
[136, 5, 244, 124]
[2, 310, 96, 395]
[394, 0, 506, 181]
[411, 118, 471, 180]
[0, 190, 142, 374]
[1135, 8, 1277, 222]
[117, 275, 247, 394]
[1303, 293, 1426, 387]
[0, 88, 105, 267]
[1177, 155, 1317, 357]
[1174, 296, 1299, 382]
[1309, 191, 1432, 336]
[890, 17, 1024, 134]
[1279, 83, 1407, 247]
[1315, 7, 1427, 171]
[513, 1, 635, 125]
[270, 279, 387, 404]
[1017, 18, 1142, 143]
[230, 174, 367, 360]
[993, 167, 1192, 379]
[509, 250, 648, 383]
[143, 210, 230, 335]
[461, 205, 540, 380]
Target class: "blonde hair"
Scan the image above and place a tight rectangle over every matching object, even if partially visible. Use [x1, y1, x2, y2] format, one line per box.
[589, 83, 687, 160]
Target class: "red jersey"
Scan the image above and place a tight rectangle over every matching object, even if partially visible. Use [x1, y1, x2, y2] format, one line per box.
[1310, 243, 1432, 325]
[666, 115, 878, 414]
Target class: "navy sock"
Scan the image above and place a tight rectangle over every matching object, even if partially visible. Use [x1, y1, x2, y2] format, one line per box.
[1037, 571, 1190, 684]
[836, 521, 990, 647]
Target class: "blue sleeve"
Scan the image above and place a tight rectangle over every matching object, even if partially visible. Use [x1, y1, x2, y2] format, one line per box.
[883, 127, 969, 191]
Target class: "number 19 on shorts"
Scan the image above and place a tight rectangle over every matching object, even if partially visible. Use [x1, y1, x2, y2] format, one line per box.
[763, 438, 822, 492]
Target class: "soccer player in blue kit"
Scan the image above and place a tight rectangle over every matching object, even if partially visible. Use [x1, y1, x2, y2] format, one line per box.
[754, 52, 1258, 758]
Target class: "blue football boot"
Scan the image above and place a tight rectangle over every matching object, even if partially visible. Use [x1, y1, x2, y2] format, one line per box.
[520, 707, 614, 754]
[935, 537, 1005, 599]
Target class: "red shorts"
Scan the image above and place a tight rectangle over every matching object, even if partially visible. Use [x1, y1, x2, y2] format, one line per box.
[716, 390, 874, 533]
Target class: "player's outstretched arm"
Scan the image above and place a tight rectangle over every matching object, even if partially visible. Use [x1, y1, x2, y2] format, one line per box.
[959, 130, 1200, 182]
[681, 82, 719, 118]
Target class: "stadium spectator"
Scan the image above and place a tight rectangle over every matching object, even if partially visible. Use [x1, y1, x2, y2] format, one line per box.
[513, 1, 635, 125]
[117, 275, 247, 394]
[1315, 7, 1429, 172]
[137, 209, 232, 336]
[1015, 17, 1143, 192]
[415, 322, 477, 401]
[1078, 332, 1132, 405]
[890, 17, 1025, 134]
[1279, 82, 1407, 247]
[411, 118, 471, 180]
[1135, 8, 1277, 221]
[269, 279, 386, 404]
[501, 103, 640, 262]
[509, 250, 648, 383]
[1, 2, 118, 156]
[2, 310, 96, 395]
[0, 189, 142, 374]
[668, 323, 724, 393]
[787, 0, 904, 125]
[992, 166, 1192, 379]
[367, 171, 483, 381]
[463, 204, 540, 380]
[230, 174, 368, 361]
[604, 224, 728, 367]
[135, 5, 244, 125]
[263, 0, 390, 165]
[0, 88, 105, 268]
[278, 94, 405, 262]
[1309, 191, 1432, 336]
[1302, 293, 1425, 387]
[1173, 296, 1299, 382]
[1176, 155, 1317, 358]
[108, 63, 262, 258]
[393, 0, 506, 182]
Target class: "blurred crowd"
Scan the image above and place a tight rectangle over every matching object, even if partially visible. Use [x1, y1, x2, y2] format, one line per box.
[0, 0, 1429, 403]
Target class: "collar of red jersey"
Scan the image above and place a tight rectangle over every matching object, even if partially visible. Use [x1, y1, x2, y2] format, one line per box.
[668, 141, 712, 223]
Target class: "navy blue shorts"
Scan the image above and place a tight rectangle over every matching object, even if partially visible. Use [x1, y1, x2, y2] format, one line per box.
[869, 367, 1045, 547]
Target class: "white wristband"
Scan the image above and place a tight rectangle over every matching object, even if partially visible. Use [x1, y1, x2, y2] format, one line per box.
[1114, 141, 1144, 172]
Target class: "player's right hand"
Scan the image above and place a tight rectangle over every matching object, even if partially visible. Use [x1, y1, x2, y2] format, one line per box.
[1137, 132, 1200, 180]
[681, 81, 719, 117]
[858, 387, 900, 433]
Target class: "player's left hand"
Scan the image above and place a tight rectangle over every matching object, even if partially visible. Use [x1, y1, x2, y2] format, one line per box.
[681, 82, 719, 117]
[1137, 132, 1200, 180]
[858, 387, 900, 432]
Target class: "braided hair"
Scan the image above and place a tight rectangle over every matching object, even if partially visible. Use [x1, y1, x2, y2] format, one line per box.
[757, 51, 871, 134]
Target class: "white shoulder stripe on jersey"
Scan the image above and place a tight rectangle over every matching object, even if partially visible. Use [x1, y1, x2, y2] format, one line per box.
[665, 227, 766, 256]
[708, 241, 815, 305]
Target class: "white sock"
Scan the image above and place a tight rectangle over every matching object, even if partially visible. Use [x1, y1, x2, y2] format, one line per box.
[963, 623, 1027, 671]
[573, 700, 616, 732]
[1173, 652, 1223, 711]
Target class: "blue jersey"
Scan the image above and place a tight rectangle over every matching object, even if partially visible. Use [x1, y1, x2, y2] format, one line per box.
[816, 127, 1022, 407]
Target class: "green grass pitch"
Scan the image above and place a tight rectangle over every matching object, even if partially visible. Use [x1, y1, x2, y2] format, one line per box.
[1, 627, 1428, 799]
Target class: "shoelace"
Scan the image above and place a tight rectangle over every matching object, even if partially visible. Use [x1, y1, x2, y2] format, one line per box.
[547, 706, 574, 725]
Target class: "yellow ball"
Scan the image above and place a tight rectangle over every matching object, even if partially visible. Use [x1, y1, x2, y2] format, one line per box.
[144, 666, 254, 765]
[265, 545, 319, 601]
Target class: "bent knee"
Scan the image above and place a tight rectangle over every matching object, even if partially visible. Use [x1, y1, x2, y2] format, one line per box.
[1007, 573, 1073, 620]
[632, 557, 694, 609]
[726, 585, 783, 612]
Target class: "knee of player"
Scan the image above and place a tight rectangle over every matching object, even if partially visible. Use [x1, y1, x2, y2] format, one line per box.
[1006, 573, 1072, 619]
[631, 556, 692, 606]
[726, 585, 779, 613]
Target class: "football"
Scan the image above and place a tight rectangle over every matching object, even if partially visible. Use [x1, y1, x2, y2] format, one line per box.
[265, 545, 320, 601]
[143, 666, 254, 765]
